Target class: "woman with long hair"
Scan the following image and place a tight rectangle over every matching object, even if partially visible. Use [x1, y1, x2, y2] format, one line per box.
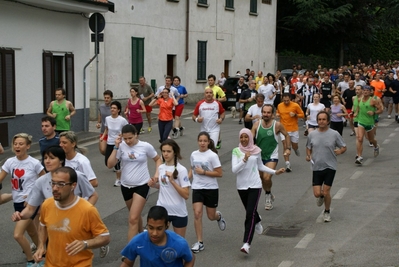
[59, 131, 98, 188]
[305, 93, 326, 135]
[124, 87, 146, 134]
[189, 131, 225, 254]
[148, 139, 190, 237]
[0, 133, 45, 266]
[330, 95, 348, 136]
[107, 124, 162, 241]
[232, 128, 285, 254]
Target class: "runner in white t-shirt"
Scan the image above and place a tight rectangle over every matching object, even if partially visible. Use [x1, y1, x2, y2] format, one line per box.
[107, 124, 162, 242]
[189, 131, 226, 254]
[148, 139, 191, 237]
[101, 101, 128, 187]
[192, 88, 225, 145]
[0, 133, 45, 266]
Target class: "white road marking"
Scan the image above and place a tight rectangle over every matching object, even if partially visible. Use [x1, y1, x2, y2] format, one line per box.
[278, 261, 294, 267]
[295, 233, 315, 249]
[333, 188, 349, 199]
[363, 158, 374, 166]
[389, 133, 396, 138]
[382, 139, 390, 145]
[350, 171, 363, 180]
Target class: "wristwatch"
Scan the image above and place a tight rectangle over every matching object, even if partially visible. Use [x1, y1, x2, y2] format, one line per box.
[83, 240, 88, 250]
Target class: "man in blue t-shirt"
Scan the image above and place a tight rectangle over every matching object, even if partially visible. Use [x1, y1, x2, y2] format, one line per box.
[39, 116, 59, 171]
[121, 206, 195, 267]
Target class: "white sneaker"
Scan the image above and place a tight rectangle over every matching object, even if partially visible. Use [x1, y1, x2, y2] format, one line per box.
[355, 156, 363, 165]
[323, 211, 331, 222]
[316, 197, 324, 207]
[114, 179, 121, 187]
[388, 115, 391, 119]
[240, 243, 250, 254]
[285, 162, 292, 172]
[216, 211, 226, 231]
[294, 149, 301, 157]
[255, 216, 263, 235]
[265, 194, 275, 210]
[172, 128, 180, 139]
[191, 242, 204, 253]
[99, 245, 110, 258]
[179, 127, 185, 136]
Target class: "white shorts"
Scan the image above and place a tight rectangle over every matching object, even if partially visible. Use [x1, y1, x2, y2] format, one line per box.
[235, 102, 243, 110]
[209, 131, 219, 146]
[288, 131, 299, 143]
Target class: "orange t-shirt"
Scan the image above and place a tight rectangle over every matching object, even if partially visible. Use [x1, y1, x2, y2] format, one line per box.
[157, 98, 174, 121]
[277, 101, 305, 132]
[370, 80, 385, 98]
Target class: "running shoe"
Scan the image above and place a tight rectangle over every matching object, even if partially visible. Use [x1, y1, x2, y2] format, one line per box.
[216, 211, 226, 231]
[285, 162, 292, 172]
[140, 128, 145, 134]
[99, 245, 110, 258]
[30, 243, 37, 253]
[148, 127, 152, 133]
[323, 211, 331, 222]
[27, 261, 45, 267]
[240, 243, 250, 254]
[294, 149, 301, 157]
[265, 194, 275, 210]
[388, 115, 391, 119]
[255, 216, 263, 235]
[191, 242, 204, 253]
[316, 197, 324, 207]
[172, 128, 179, 139]
[350, 131, 355, 136]
[239, 120, 242, 124]
[369, 142, 373, 147]
[355, 156, 363, 165]
[216, 140, 222, 149]
[114, 179, 121, 187]
[304, 129, 308, 136]
[179, 127, 185, 136]
[374, 145, 379, 157]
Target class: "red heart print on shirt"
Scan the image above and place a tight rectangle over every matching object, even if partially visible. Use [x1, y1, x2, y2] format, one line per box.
[14, 169, 25, 178]
[12, 169, 25, 190]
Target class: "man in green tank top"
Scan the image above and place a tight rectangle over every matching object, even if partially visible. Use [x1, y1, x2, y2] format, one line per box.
[47, 88, 76, 133]
[353, 85, 382, 164]
[251, 104, 291, 210]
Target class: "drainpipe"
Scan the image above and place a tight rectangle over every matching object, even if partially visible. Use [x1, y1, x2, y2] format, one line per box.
[185, 0, 189, 61]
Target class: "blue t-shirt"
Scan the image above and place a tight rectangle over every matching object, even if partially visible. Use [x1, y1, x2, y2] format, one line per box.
[175, 85, 188, 105]
[39, 135, 60, 167]
[121, 230, 192, 266]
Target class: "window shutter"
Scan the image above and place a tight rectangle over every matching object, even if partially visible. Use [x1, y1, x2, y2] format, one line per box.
[132, 37, 144, 83]
[0, 49, 16, 116]
[197, 41, 207, 80]
[65, 53, 75, 104]
[250, 0, 257, 13]
[226, 0, 234, 8]
[43, 52, 54, 113]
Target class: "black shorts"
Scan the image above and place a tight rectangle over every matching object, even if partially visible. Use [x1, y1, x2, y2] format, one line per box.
[105, 144, 121, 170]
[393, 97, 399, 105]
[308, 124, 318, 129]
[312, 168, 336, 187]
[354, 121, 358, 128]
[320, 99, 331, 108]
[192, 189, 219, 208]
[168, 215, 188, 228]
[0, 183, 2, 190]
[14, 202, 40, 220]
[121, 184, 150, 201]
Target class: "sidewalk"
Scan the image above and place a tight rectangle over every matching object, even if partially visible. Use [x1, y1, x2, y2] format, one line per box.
[0, 103, 196, 165]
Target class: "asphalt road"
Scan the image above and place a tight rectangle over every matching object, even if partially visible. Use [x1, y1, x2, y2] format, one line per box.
[1, 111, 398, 267]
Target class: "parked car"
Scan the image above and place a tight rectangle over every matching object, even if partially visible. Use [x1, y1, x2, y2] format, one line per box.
[220, 76, 240, 110]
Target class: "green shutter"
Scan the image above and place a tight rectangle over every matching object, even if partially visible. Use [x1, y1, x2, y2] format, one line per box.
[197, 41, 207, 80]
[226, 0, 234, 8]
[131, 37, 144, 83]
[198, 0, 208, 4]
[250, 0, 257, 13]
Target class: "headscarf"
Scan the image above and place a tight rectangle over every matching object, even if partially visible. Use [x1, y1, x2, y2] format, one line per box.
[238, 128, 261, 155]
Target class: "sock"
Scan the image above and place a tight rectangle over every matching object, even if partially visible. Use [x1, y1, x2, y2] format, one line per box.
[199, 241, 203, 244]
[320, 195, 324, 199]
[285, 161, 290, 165]
[324, 209, 330, 213]
[265, 191, 271, 194]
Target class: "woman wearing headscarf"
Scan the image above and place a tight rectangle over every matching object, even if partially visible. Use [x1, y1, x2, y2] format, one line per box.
[232, 128, 285, 254]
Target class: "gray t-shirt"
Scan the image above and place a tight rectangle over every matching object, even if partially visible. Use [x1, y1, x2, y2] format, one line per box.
[306, 128, 346, 171]
[99, 103, 111, 133]
[138, 84, 154, 106]
[27, 171, 95, 207]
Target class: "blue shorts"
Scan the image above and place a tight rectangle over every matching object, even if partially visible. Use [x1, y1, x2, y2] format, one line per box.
[14, 202, 40, 220]
[262, 158, 278, 165]
[168, 215, 188, 228]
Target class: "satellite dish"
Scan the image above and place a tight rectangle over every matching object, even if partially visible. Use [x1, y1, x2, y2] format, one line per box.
[89, 13, 105, 33]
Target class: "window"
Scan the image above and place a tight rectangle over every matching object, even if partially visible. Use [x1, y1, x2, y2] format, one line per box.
[43, 52, 75, 113]
[250, 0, 257, 14]
[226, 0, 234, 9]
[0, 49, 16, 117]
[197, 41, 207, 81]
[262, 0, 272, 4]
[131, 37, 144, 83]
[198, 0, 207, 4]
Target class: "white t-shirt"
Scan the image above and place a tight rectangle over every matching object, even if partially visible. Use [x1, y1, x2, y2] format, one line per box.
[247, 104, 263, 123]
[28, 171, 95, 207]
[156, 163, 190, 217]
[337, 81, 349, 96]
[2, 156, 44, 203]
[105, 115, 128, 145]
[193, 100, 225, 134]
[190, 149, 221, 190]
[231, 148, 275, 190]
[156, 86, 179, 98]
[307, 103, 326, 126]
[354, 79, 367, 87]
[116, 140, 158, 187]
[258, 84, 275, 104]
[65, 153, 97, 182]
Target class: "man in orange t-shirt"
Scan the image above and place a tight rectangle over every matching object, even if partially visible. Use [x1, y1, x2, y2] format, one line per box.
[370, 73, 385, 98]
[277, 94, 305, 172]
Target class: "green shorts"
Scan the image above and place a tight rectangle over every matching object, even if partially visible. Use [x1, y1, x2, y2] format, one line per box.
[358, 122, 374, 132]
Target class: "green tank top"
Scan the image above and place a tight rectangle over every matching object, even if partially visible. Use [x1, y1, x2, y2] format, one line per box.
[353, 96, 359, 122]
[256, 120, 279, 160]
[52, 100, 71, 130]
[357, 97, 375, 125]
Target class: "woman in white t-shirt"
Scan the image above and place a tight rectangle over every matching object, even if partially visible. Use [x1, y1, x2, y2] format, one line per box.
[0, 133, 45, 265]
[148, 139, 190, 237]
[305, 93, 326, 134]
[232, 128, 285, 254]
[189, 131, 225, 254]
[107, 124, 162, 241]
[101, 101, 128, 187]
[59, 131, 98, 188]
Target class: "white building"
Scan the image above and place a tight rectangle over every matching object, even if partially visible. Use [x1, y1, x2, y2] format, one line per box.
[0, 0, 114, 146]
[90, 0, 276, 117]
